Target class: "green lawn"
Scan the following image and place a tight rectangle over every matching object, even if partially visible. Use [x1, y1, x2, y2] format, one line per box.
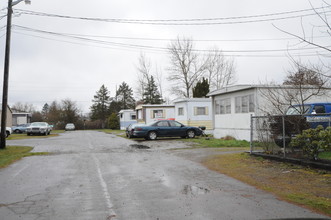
[181, 136, 250, 148]
[320, 151, 331, 160]
[7, 130, 64, 140]
[0, 146, 48, 168]
[203, 152, 331, 216]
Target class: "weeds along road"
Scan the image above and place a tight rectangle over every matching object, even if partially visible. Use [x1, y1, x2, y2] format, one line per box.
[0, 131, 328, 220]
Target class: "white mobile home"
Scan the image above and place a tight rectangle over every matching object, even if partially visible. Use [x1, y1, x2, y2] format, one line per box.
[135, 104, 175, 124]
[174, 98, 212, 130]
[12, 111, 31, 126]
[119, 109, 136, 130]
[208, 84, 331, 141]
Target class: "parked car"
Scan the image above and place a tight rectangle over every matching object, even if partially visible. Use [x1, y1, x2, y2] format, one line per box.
[126, 123, 144, 138]
[26, 122, 51, 136]
[130, 120, 203, 140]
[12, 123, 30, 133]
[65, 123, 75, 131]
[0, 126, 12, 137]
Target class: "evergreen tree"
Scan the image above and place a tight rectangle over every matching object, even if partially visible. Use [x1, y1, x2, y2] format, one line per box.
[115, 82, 136, 110]
[107, 112, 120, 129]
[109, 100, 122, 115]
[192, 77, 210, 98]
[41, 103, 49, 120]
[143, 75, 163, 104]
[90, 85, 111, 127]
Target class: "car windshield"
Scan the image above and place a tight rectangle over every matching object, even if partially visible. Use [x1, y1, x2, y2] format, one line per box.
[286, 105, 311, 115]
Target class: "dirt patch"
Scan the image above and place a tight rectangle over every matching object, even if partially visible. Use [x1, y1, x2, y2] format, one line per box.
[201, 152, 331, 216]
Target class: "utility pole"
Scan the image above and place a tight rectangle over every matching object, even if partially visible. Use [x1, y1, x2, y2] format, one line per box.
[0, 0, 13, 149]
[0, 0, 30, 149]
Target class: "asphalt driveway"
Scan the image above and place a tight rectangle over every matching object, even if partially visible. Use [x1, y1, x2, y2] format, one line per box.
[0, 130, 328, 220]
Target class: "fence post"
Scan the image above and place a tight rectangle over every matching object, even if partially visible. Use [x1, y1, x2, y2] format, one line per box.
[282, 115, 286, 158]
[250, 114, 253, 154]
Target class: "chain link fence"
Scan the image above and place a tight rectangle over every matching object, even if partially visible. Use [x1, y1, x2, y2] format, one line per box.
[250, 113, 331, 159]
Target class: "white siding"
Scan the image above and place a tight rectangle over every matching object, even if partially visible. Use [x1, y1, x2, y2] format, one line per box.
[211, 86, 331, 141]
[213, 89, 256, 140]
[119, 110, 136, 130]
[145, 107, 175, 124]
[174, 98, 213, 129]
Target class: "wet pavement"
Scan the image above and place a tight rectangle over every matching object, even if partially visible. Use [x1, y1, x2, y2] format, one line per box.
[0, 130, 329, 220]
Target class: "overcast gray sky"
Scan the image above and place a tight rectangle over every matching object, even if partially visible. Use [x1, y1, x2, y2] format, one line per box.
[0, 0, 330, 113]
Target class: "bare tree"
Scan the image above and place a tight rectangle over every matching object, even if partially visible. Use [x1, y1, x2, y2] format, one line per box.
[167, 37, 207, 98]
[275, 2, 331, 53]
[260, 60, 330, 114]
[274, 1, 331, 75]
[154, 64, 164, 98]
[136, 53, 152, 101]
[205, 47, 237, 91]
[11, 102, 36, 113]
[135, 53, 165, 102]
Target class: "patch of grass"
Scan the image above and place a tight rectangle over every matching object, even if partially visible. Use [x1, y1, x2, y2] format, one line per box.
[320, 151, 331, 160]
[183, 137, 250, 148]
[99, 129, 126, 137]
[7, 133, 60, 140]
[0, 146, 49, 168]
[51, 130, 65, 134]
[202, 153, 331, 216]
[101, 129, 123, 134]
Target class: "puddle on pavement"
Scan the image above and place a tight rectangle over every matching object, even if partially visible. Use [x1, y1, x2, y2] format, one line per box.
[130, 144, 151, 149]
[182, 185, 210, 195]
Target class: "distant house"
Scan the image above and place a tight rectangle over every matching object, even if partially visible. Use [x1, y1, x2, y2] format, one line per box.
[135, 104, 175, 124]
[12, 111, 31, 126]
[119, 109, 136, 130]
[0, 104, 13, 127]
[208, 84, 331, 140]
[174, 98, 212, 130]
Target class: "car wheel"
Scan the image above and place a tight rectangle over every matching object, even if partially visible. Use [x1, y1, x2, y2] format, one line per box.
[27, 133, 30, 136]
[148, 131, 157, 140]
[187, 130, 195, 138]
[5, 131, 9, 138]
[14, 129, 21, 134]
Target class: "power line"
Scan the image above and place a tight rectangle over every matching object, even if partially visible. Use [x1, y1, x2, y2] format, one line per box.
[13, 6, 331, 25]
[9, 24, 330, 44]
[28, 30, 329, 43]
[12, 25, 330, 54]
[13, 31, 329, 58]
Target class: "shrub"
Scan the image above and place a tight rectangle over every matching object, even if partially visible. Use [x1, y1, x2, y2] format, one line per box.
[107, 113, 120, 130]
[221, 135, 236, 140]
[290, 125, 331, 160]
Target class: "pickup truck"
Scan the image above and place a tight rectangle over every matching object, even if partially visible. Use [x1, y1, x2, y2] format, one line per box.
[286, 103, 331, 128]
[273, 102, 331, 147]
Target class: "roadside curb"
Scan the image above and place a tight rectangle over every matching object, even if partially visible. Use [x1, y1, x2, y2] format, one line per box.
[250, 152, 331, 171]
